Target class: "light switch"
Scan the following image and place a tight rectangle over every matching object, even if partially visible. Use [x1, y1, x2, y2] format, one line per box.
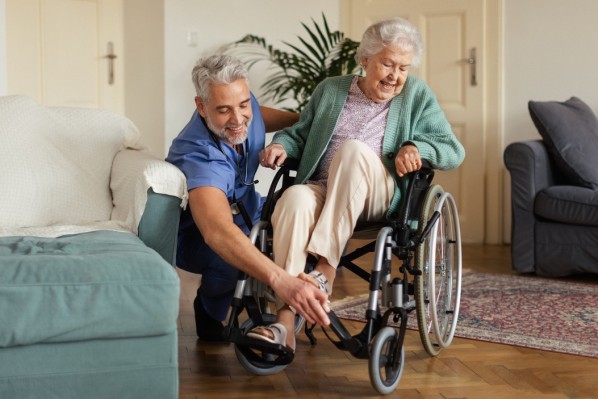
[187, 31, 198, 47]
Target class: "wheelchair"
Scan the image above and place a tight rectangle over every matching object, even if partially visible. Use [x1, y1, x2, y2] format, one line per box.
[222, 158, 462, 395]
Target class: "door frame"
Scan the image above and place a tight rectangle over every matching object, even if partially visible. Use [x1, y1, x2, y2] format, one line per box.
[341, 0, 504, 244]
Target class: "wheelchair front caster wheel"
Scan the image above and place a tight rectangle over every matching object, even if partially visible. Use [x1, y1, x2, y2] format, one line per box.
[368, 326, 405, 395]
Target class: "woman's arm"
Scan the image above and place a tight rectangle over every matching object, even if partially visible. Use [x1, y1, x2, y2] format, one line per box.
[406, 84, 465, 170]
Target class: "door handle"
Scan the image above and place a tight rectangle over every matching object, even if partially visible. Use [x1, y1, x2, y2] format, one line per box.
[466, 47, 477, 86]
[104, 42, 117, 85]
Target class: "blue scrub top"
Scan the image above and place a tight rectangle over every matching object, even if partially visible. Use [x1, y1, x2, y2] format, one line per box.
[166, 93, 265, 273]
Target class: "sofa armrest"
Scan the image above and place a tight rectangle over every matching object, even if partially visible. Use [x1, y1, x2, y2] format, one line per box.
[503, 140, 558, 272]
[110, 149, 188, 238]
[138, 189, 182, 265]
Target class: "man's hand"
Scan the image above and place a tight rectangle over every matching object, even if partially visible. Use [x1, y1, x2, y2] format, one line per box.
[259, 143, 287, 170]
[271, 273, 330, 326]
[395, 144, 422, 177]
[188, 187, 331, 326]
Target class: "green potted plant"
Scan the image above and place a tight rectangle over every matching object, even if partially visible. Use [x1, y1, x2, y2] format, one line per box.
[223, 14, 360, 112]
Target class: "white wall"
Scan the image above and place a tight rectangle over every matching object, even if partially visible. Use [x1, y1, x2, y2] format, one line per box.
[124, 0, 165, 156]
[163, 1, 340, 144]
[503, 0, 598, 145]
[0, 0, 7, 96]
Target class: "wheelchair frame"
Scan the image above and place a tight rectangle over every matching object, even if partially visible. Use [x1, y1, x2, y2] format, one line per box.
[222, 160, 462, 395]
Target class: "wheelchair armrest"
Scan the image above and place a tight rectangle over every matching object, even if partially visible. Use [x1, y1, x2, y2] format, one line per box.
[282, 158, 299, 171]
[260, 159, 299, 221]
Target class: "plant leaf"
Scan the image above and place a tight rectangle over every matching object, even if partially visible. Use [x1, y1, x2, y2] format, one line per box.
[224, 14, 360, 112]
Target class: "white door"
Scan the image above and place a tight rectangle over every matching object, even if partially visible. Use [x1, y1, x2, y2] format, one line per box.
[6, 0, 124, 113]
[343, 0, 486, 243]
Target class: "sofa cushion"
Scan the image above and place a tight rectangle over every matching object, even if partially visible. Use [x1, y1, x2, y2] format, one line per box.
[0, 230, 179, 348]
[0, 95, 141, 229]
[534, 185, 598, 226]
[528, 97, 598, 189]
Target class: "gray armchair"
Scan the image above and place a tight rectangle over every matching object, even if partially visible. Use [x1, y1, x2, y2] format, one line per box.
[504, 97, 598, 277]
[504, 140, 598, 276]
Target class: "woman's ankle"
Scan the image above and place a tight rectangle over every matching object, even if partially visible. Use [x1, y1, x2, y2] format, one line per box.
[277, 308, 296, 349]
[314, 261, 336, 292]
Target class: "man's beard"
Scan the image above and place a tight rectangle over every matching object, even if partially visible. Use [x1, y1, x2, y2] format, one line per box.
[206, 116, 251, 145]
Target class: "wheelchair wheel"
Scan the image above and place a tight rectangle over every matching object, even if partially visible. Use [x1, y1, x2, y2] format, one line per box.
[368, 326, 405, 395]
[234, 314, 290, 376]
[414, 184, 462, 356]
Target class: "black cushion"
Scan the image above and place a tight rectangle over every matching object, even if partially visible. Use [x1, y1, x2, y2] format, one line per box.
[528, 97, 598, 189]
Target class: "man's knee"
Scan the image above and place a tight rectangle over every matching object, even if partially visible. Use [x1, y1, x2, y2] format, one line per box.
[200, 265, 238, 297]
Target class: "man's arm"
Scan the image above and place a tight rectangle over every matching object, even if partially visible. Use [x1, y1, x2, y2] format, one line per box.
[260, 106, 299, 132]
[188, 186, 330, 325]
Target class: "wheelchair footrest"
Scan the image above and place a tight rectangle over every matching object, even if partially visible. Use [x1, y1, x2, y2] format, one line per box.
[228, 327, 295, 366]
[325, 311, 370, 359]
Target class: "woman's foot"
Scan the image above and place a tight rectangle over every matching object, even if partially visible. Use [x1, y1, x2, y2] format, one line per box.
[247, 323, 295, 352]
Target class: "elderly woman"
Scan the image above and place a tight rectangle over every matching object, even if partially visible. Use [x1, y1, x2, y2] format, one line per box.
[248, 17, 465, 352]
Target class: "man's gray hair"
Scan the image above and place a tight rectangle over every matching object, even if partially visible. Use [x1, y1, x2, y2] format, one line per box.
[192, 54, 249, 102]
[355, 17, 424, 68]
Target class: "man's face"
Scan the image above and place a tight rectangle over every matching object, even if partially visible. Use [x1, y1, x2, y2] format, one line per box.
[196, 79, 252, 145]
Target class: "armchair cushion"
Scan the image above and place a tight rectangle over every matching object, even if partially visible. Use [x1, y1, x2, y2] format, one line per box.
[528, 96, 598, 189]
[535, 186, 598, 226]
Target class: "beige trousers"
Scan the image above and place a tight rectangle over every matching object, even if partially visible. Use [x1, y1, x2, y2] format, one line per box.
[271, 140, 395, 276]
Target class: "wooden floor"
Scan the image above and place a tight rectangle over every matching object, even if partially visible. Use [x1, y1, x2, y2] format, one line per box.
[177, 243, 598, 399]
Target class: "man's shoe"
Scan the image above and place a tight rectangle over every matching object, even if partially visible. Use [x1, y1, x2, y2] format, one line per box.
[193, 295, 225, 341]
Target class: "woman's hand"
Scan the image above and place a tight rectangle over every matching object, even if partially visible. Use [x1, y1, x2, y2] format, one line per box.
[259, 143, 287, 170]
[395, 144, 422, 177]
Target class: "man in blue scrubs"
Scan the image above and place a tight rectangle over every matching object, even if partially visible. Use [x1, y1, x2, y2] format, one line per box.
[167, 54, 330, 341]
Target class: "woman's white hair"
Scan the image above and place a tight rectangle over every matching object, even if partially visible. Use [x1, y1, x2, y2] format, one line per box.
[355, 17, 424, 68]
[192, 54, 249, 102]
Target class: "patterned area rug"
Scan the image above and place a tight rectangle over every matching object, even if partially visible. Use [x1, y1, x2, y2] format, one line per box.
[331, 269, 598, 358]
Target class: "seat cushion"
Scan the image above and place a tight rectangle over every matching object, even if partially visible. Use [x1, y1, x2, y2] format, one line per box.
[0, 230, 179, 348]
[534, 186, 598, 226]
[528, 97, 598, 189]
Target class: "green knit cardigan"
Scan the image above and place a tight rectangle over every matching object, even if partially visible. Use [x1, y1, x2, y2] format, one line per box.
[271, 74, 465, 219]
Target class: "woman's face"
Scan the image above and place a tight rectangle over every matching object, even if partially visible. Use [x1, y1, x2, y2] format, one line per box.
[359, 45, 414, 103]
